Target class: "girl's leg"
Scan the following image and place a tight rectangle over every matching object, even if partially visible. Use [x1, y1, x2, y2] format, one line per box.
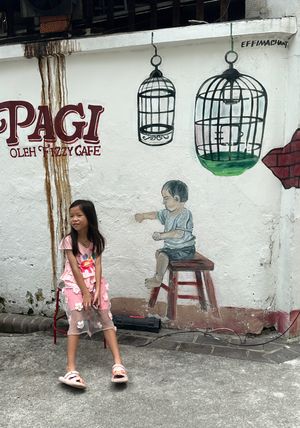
[59, 334, 86, 388]
[66, 334, 80, 372]
[103, 328, 122, 365]
[104, 328, 128, 383]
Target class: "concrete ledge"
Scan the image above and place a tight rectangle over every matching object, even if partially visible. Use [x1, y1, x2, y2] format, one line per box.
[0, 313, 53, 334]
[0, 16, 296, 61]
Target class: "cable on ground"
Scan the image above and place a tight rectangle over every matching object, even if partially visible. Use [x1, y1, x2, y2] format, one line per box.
[135, 310, 300, 348]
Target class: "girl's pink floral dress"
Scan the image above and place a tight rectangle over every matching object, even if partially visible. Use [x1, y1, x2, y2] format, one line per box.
[59, 235, 114, 336]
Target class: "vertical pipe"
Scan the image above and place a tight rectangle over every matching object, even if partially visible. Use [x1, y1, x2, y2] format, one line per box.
[107, 0, 114, 32]
[83, 0, 94, 28]
[150, 0, 158, 29]
[6, 1, 14, 37]
[172, 0, 181, 27]
[127, 0, 135, 31]
[220, 0, 229, 22]
[196, 0, 204, 21]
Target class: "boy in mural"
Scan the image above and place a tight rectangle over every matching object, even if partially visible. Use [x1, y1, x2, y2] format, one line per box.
[135, 180, 196, 289]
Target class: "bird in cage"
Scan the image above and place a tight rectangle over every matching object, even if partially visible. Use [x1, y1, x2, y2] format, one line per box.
[194, 50, 267, 176]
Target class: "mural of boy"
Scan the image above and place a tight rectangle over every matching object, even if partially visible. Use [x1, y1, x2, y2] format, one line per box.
[135, 180, 196, 289]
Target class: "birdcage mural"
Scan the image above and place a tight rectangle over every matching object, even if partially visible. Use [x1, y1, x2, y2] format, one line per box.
[138, 38, 175, 146]
[194, 50, 268, 176]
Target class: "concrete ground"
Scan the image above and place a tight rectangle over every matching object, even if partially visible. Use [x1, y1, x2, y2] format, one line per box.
[1, 329, 300, 428]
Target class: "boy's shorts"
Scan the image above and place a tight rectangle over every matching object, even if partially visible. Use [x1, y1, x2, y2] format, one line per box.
[158, 245, 195, 261]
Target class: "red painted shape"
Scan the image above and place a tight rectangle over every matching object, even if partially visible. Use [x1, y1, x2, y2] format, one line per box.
[83, 105, 105, 144]
[270, 166, 290, 179]
[262, 128, 300, 188]
[0, 100, 104, 147]
[291, 164, 300, 176]
[28, 105, 56, 143]
[0, 101, 36, 146]
[265, 153, 279, 167]
[55, 103, 87, 144]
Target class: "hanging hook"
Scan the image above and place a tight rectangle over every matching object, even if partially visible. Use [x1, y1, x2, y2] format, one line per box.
[150, 31, 162, 69]
[230, 22, 234, 52]
[224, 22, 238, 67]
[151, 32, 158, 57]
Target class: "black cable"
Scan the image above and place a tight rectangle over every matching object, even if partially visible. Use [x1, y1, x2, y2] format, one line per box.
[233, 309, 300, 347]
[135, 327, 244, 348]
[135, 328, 220, 348]
[135, 310, 300, 348]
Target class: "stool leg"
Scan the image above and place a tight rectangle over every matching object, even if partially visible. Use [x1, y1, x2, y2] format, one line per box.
[148, 286, 161, 308]
[53, 287, 60, 345]
[195, 271, 207, 311]
[203, 271, 220, 316]
[167, 269, 178, 320]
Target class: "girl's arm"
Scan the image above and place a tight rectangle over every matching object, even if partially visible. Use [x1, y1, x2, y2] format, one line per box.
[93, 255, 102, 307]
[66, 250, 92, 309]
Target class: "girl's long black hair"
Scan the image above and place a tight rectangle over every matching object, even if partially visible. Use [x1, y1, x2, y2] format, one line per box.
[69, 200, 105, 256]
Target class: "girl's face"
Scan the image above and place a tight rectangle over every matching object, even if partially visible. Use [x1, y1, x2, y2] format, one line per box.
[70, 206, 88, 233]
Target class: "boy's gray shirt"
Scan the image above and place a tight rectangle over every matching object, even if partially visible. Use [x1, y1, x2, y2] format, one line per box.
[157, 208, 196, 249]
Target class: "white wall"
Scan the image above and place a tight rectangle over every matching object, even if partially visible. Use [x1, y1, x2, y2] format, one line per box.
[246, 0, 300, 20]
[247, 0, 300, 323]
[0, 16, 298, 331]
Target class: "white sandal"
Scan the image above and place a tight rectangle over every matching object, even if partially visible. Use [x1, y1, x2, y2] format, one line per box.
[111, 364, 128, 384]
[58, 371, 87, 389]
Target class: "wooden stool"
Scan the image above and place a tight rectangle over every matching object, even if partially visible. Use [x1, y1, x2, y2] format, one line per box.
[53, 283, 106, 347]
[148, 252, 219, 320]
[53, 284, 67, 344]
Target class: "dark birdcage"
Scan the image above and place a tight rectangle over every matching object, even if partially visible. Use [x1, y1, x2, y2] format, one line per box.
[194, 50, 268, 176]
[138, 50, 175, 146]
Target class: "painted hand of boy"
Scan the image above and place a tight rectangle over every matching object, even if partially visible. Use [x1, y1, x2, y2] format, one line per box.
[135, 213, 144, 223]
[152, 232, 162, 241]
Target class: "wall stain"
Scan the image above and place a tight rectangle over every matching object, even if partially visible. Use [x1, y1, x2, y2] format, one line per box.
[24, 40, 76, 286]
[24, 40, 81, 59]
[0, 296, 6, 312]
[35, 288, 45, 302]
[26, 291, 34, 305]
[26, 289, 47, 315]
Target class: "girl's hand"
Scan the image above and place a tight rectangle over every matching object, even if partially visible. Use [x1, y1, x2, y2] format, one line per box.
[82, 292, 92, 310]
[93, 288, 101, 308]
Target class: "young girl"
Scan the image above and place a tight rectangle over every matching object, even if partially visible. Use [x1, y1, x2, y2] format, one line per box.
[58, 199, 128, 389]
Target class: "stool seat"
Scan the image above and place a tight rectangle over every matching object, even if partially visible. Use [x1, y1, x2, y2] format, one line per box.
[149, 252, 219, 320]
[168, 252, 214, 271]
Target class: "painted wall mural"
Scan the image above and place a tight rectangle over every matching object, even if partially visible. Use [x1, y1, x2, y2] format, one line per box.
[262, 128, 300, 189]
[135, 180, 218, 321]
[137, 36, 175, 146]
[194, 49, 268, 176]
[1, 27, 298, 336]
